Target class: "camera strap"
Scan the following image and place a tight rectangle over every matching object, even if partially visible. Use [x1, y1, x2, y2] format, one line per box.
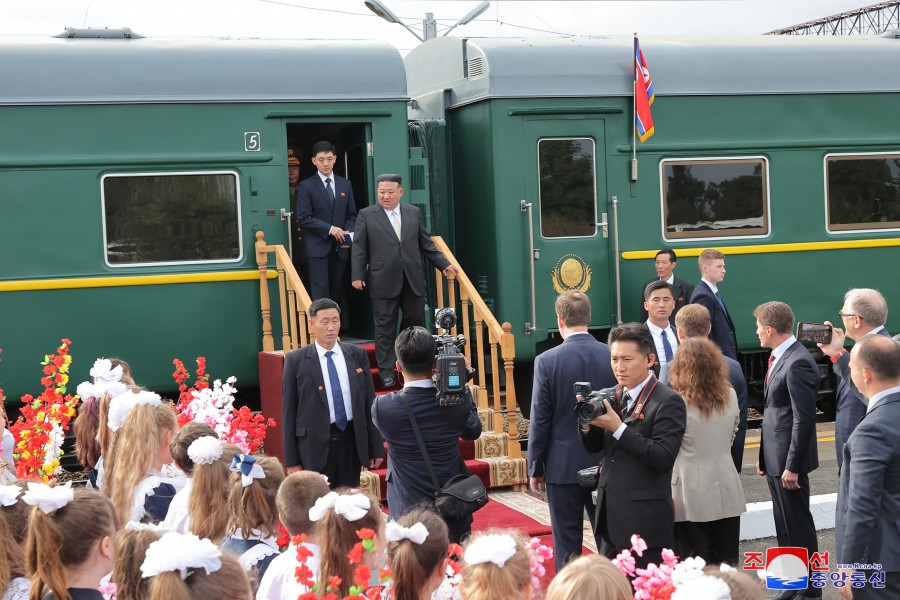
[397, 391, 443, 494]
[619, 377, 659, 422]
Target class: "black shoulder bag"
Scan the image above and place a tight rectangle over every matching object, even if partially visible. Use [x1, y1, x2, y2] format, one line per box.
[398, 391, 488, 521]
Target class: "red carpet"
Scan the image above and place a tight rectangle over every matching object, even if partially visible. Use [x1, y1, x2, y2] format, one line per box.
[472, 498, 552, 536]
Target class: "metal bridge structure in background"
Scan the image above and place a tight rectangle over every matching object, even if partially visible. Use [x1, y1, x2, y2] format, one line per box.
[767, 1, 900, 35]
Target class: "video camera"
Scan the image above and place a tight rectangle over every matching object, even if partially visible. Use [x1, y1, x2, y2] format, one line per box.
[432, 308, 471, 407]
[573, 382, 618, 425]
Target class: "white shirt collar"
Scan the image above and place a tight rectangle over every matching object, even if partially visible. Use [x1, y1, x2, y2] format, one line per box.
[867, 384, 900, 413]
[383, 205, 401, 220]
[625, 373, 654, 400]
[772, 335, 797, 361]
[701, 278, 719, 294]
[664, 274, 675, 285]
[869, 325, 887, 336]
[645, 319, 672, 336]
[404, 379, 434, 390]
[564, 331, 591, 338]
[315, 341, 342, 358]
[317, 171, 333, 186]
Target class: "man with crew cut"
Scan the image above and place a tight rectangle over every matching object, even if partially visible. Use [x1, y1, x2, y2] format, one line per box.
[690, 248, 738, 360]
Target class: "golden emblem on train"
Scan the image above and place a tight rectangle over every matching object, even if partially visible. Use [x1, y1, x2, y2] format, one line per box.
[551, 254, 592, 293]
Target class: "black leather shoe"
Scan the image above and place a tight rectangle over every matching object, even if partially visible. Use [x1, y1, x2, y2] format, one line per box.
[381, 376, 396, 388]
[770, 591, 797, 600]
[793, 593, 822, 599]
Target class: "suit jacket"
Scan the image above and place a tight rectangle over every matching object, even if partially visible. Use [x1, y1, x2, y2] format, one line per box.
[689, 280, 738, 360]
[350, 203, 450, 299]
[836, 390, 900, 571]
[580, 375, 686, 550]
[372, 386, 482, 517]
[638, 275, 695, 324]
[834, 328, 891, 468]
[528, 333, 616, 484]
[671, 390, 745, 522]
[281, 342, 383, 470]
[759, 340, 819, 476]
[296, 173, 357, 259]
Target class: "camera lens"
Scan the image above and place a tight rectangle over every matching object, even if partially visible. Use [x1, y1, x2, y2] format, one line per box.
[575, 401, 596, 425]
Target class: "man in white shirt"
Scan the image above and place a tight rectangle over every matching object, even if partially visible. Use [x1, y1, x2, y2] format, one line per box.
[643, 280, 679, 375]
[638, 249, 694, 324]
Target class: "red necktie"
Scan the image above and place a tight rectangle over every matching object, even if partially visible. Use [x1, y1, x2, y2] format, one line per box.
[766, 353, 775, 385]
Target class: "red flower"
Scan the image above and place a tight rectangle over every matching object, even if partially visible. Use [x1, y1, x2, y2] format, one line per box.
[327, 576, 342, 591]
[356, 528, 376, 541]
[347, 542, 364, 564]
[354, 565, 372, 589]
[295, 564, 315, 587]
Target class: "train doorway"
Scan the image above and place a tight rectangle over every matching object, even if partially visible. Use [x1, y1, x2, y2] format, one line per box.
[285, 122, 375, 338]
[522, 118, 612, 329]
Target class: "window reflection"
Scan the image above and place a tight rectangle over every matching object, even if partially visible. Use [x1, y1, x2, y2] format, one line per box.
[827, 155, 900, 231]
[538, 139, 597, 238]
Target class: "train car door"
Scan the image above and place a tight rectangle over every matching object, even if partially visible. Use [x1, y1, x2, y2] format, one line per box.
[522, 118, 612, 331]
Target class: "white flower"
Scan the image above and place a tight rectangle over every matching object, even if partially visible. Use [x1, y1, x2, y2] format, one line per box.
[672, 574, 731, 600]
[671, 556, 708, 587]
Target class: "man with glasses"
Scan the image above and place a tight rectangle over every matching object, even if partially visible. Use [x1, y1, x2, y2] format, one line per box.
[639, 249, 694, 325]
[643, 280, 679, 375]
[817, 288, 890, 468]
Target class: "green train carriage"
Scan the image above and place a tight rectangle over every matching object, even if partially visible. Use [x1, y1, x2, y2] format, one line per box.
[404, 34, 900, 403]
[0, 32, 412, 400]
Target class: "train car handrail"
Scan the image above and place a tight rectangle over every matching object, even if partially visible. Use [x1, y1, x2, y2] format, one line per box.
[255, 231, 314, 354]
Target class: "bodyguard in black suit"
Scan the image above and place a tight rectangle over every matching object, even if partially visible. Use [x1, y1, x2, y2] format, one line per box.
[638, 249, 694, 324]
[372, 327, 482, 543]
[281, 298, 384, 488]
[351, 174, 457, 387]
[754, 301, 821, 599]
[296, 141, 357, 302]
[528, 291, 616, 571]
[580, 323, 686, 568]
[690, 248, 738, 360]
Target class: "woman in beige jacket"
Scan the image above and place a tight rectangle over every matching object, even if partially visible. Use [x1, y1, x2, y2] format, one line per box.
[669, 337, 746, 565]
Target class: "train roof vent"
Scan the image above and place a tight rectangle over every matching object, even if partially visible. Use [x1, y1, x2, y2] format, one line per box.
[881, 29, 900, 39]
[55, 27, 144, 39]
[466, 56, 485, 78]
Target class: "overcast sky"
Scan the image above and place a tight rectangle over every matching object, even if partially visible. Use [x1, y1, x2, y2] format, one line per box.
[0, 0, 877, 52]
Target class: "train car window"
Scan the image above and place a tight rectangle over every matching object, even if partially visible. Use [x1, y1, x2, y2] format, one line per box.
[102, 172, 242, 266]
[826, 153, 900, 232]
[538, 138, 597, 238]
[660, 158, 769, 240]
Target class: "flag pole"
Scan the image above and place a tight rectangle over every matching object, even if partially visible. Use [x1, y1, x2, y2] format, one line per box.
[631, 33, 638, 182]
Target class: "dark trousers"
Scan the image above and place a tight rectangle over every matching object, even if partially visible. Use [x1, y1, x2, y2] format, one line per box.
[767, 473, 820, 596]
[324, 422, 361, 489]
[371, 276, 425, 379]
[308, 253, 346, 302]
[546, 483, 595, 572]
[446, 515, 473, 545]
[853, 570, 900, 599]
[731, 401, 748, 472]
[596, 499, 662, 570]
[673, 516, 741, 566]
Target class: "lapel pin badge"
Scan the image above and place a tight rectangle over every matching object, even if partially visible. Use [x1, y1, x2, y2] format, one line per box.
[318, 385, 324, 391]
[356, 368, 364, 374]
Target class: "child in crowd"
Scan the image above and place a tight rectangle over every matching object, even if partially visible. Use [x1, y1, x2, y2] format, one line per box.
[0, 482, 30, 600]
[544, 554, 633, 600]
[0, 405, 15, 484]
[309, 489, 387, 598]
[221, 454, 284, 590]
[74, 358, 132, 490]
[255, 471, 330, 599]
[111, 524, 162, 600]
[460, 529, 532, 600]
[105, 392, 181, 523]
[161, 422, 218, 533]
[386, 508, 450, 600]
[24, 484, 118, 600]
[140, 531, 252, 600]
[672, 565, 765, 600]
[186, 437, 239, 543]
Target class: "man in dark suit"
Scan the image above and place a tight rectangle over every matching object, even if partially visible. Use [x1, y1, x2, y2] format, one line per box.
[638, 249, 694, 324]
[643, 280, 679, 377]
[660, 304, 749, 472]
[372, 326, 482, 542]
[817, 288, 890, 469]
[351, 174, 457, 388]
[579, 323, 686, 568]
[754, 301, 821, 600]
[836, 335, 900, 599]
[528, 291, 616, 571]
[689, 248, 738, 360]
[281, 298, 384, 488]
[296, 141, 357, 302]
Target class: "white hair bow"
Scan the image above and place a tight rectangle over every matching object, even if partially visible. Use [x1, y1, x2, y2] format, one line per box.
[464, 534, 517, 568]
[0, 484, 22, 507]
[124, 521, 171, 534]
[90, 358, 125, 383]
[386, 521, 429, 545]
[107, 390, 161, 431]
[22, 481, 74, 515]
[77, 380, 127, 403]
[140, 531, 222, 580]
[671, 575, 731, 600]
[309, 491, 371, 522]
[188, 436, 223, 466]
[229, 454, 265, 487]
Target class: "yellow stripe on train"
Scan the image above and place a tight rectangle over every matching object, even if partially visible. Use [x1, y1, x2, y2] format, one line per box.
[621, 238, 900, 260]
[0, 270, 278, 292]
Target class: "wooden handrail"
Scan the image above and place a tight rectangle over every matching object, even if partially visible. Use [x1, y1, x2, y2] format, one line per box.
[255, 231, 314, 353]
[430, 236, 521, 459]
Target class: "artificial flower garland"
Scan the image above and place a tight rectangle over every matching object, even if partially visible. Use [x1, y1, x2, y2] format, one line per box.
[294, 529, 392, 600]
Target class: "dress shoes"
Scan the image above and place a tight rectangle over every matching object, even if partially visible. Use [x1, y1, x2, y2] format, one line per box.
[770, 591, 796, 600]
[770, 591, 822, 600]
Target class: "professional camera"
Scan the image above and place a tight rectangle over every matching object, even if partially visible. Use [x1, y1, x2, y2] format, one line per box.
[574, 382, 618, 425]
[432, 308, 471, 407]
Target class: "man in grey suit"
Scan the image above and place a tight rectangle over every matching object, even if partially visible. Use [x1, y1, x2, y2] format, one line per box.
[528, 291, 616, 571]
[754, 301, 821, 600]
[659, 303, 749, 472]
[282, 298, 384, 488]
[817, 288, 890, 469]
[351, 174, 457, 388]
[836, 335, 900, 599]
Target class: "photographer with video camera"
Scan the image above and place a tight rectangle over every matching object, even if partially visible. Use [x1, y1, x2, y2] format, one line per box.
[372, 318, 482, 543]
[579, 323, 686, 569]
